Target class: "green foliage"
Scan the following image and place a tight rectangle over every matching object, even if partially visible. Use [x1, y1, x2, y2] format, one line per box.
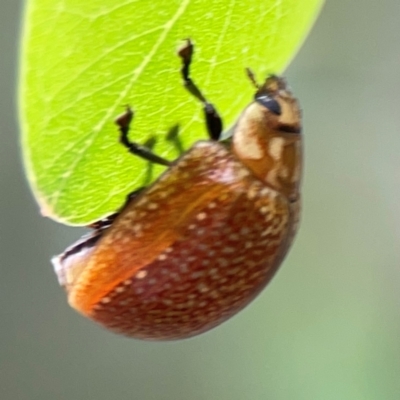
[20, 0, 323, 225]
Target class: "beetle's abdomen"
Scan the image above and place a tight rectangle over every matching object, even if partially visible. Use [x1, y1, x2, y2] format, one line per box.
[93, 183, 290, 340]
[67, 142, 293, 340]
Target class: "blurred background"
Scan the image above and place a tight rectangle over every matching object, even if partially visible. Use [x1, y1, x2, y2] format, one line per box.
[1, 0, 400, 399]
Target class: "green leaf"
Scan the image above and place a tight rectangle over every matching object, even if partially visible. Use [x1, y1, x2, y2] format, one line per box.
[20, 0, 324, 225]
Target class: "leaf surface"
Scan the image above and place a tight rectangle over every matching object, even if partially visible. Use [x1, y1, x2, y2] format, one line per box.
[20, 0, 323, 225]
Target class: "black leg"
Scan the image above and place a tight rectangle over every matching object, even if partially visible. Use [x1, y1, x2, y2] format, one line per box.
[115, 106, 172, 167]
[177, 39, 223, 141]
[88, 187, 146, 230]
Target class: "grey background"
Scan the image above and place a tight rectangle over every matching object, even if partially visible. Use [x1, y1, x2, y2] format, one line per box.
[1, 1, 400, 399]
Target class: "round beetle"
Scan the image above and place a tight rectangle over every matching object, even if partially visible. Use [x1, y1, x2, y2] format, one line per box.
[52, 39, 302, 340]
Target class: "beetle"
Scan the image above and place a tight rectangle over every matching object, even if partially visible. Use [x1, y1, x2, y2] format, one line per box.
[52, 39, 302, 340]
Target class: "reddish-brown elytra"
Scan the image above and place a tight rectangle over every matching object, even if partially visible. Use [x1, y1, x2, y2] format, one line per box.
[52, 39, 302, 340]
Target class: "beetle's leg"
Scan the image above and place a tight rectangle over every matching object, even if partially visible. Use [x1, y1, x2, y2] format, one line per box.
[89, 187, 145, 231]
[177, 39, 223, 141]
[89, 213, 118, 231]
[115, 106, 172, 166]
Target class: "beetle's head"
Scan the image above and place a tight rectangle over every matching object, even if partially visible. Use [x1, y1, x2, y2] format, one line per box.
[254, 75, 301, 134]
[232, 75, 302, 200]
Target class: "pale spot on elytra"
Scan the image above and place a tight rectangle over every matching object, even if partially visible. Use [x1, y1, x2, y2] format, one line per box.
[197, 212, 207, 221]
[147, 202, 158, 210]
[259, 206, 269, 214]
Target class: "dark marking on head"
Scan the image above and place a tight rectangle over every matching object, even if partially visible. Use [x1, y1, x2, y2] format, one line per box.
[256, 95, 282, 115]
[278, 124, 301, 134]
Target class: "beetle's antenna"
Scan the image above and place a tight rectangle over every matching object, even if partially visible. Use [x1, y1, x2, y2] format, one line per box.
[245, 68, 260, 89]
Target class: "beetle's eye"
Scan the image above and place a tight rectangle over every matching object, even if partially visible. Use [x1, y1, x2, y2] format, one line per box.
[256, 95, 281, 115]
